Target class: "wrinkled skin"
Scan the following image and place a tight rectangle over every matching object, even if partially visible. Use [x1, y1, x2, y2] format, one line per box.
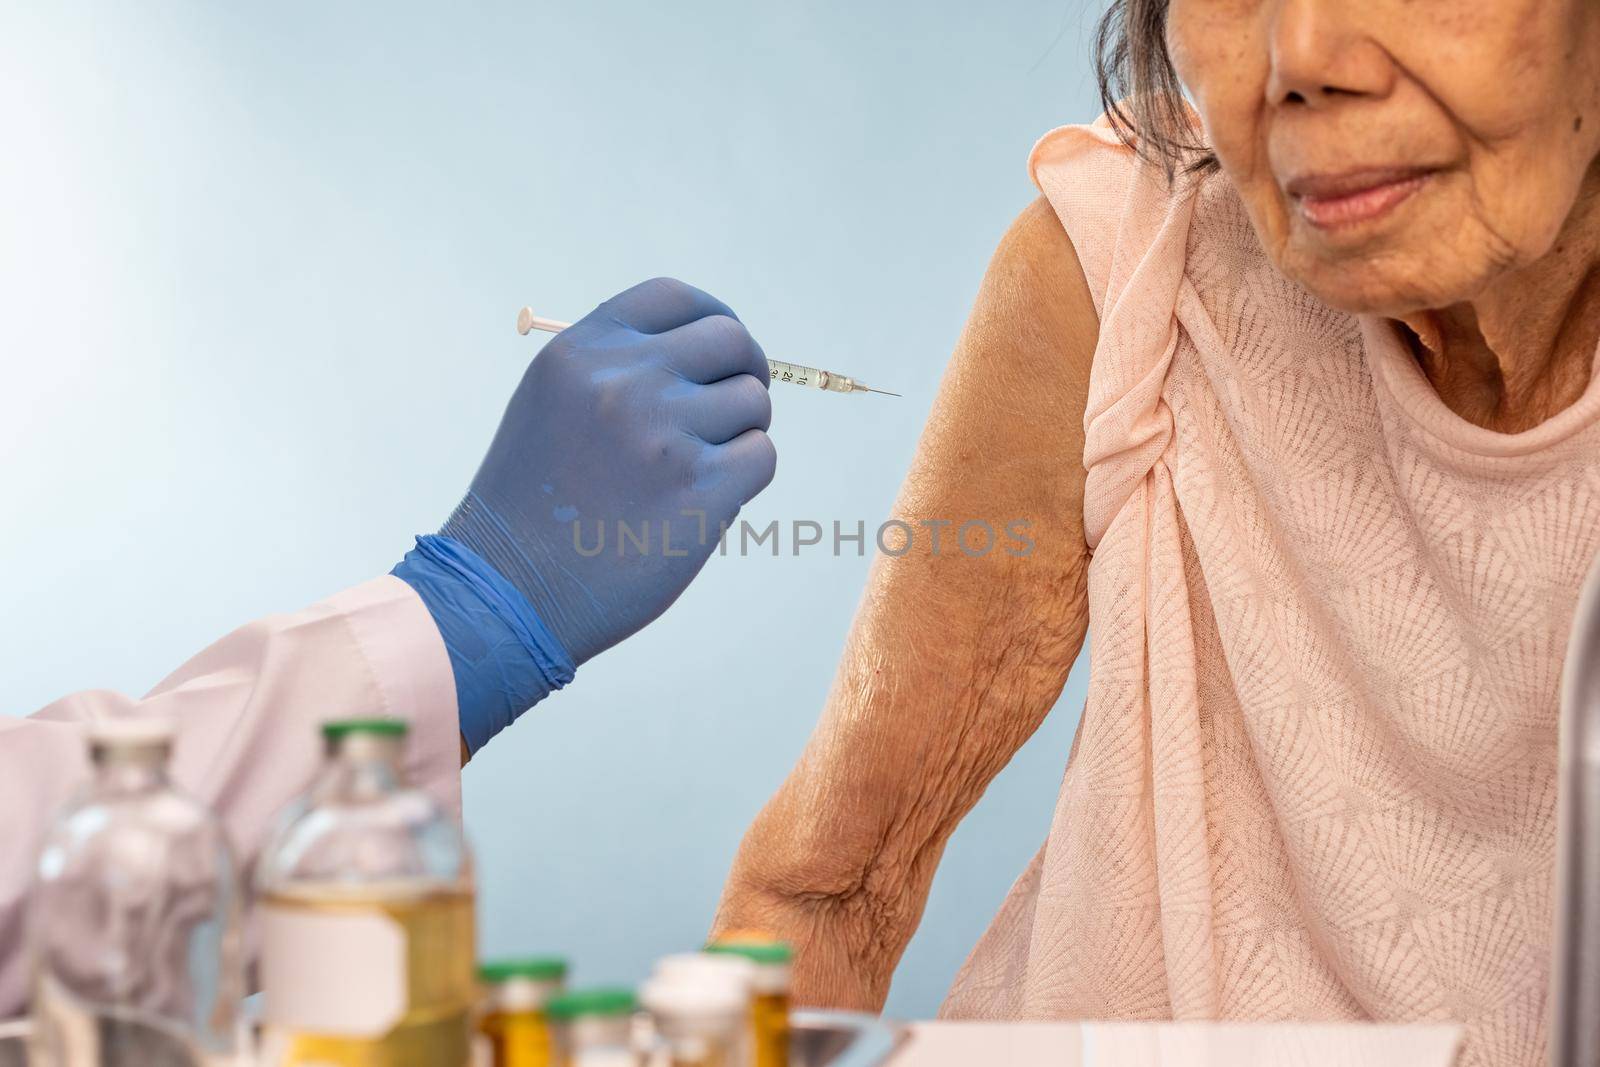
[1171, 0, 1600, 430]
[714, 0, 1600, 1010]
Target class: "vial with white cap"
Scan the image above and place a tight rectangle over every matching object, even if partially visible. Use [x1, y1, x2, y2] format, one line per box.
[650, 954, 756, 993]
[640, 976, 747, 1067]
[648, 955, 753, 1066]
[29, 716, 244, 1067]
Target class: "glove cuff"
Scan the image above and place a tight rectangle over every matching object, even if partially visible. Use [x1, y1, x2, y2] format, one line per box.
[393, 534, 577, 755]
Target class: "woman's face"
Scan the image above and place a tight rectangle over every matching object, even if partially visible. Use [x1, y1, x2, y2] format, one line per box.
[1168, 0, 1600, 316]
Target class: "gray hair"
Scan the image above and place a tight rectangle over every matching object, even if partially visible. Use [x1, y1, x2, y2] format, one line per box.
[1094, 0, 1219, 176]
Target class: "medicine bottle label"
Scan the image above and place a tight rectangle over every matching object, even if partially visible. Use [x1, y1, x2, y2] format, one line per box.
[259, 904, 407, 1036]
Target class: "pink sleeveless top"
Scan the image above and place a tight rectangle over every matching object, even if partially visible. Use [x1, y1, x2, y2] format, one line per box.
[939, 118, 1600, 1067]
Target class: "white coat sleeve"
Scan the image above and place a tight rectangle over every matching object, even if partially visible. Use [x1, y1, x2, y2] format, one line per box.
[0, 575, 460, 1017]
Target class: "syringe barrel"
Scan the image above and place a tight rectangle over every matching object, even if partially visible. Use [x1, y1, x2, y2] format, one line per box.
[766, 358, 827, 390]
[519, 308, 884, 395]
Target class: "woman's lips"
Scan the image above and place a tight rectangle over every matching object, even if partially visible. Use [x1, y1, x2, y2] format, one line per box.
[1286, 168, 1433, 230]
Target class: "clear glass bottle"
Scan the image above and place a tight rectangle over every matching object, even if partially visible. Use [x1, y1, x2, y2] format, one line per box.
[640, 977, 745, 1067]
[477, 957, 568, 1067]
[255, 718, 475, 1067]
[545, 989, 639, 1067]
[29, 717, 242, 1067]
[704, 940, 792, 1067]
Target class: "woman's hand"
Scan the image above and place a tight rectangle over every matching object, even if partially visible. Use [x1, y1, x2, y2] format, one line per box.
[710, 199, 1098, 1009]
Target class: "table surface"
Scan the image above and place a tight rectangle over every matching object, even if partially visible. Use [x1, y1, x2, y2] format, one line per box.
[887, 1020, 1464, 1067]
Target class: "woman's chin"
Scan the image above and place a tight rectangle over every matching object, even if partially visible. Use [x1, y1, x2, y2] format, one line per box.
[1257, 179, 1507, 317]
[1277, 241, 1493, 319]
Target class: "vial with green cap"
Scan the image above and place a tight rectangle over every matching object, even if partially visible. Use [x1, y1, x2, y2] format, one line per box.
[545, 988, 639, 1067]
[256, 717, 476, 1067]
[477, 957, 568, 1067]
[704, 939, 793, 1067]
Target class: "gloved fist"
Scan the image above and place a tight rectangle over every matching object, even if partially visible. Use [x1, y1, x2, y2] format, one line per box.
[441, 277, 776, 667]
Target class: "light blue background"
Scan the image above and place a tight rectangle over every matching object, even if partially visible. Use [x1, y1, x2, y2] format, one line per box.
[1, 2, 1100, 1019]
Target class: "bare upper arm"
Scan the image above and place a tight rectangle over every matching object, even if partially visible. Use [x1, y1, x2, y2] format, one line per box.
[714, 196, 1099, 1005]
[905, 194, 1096, 525]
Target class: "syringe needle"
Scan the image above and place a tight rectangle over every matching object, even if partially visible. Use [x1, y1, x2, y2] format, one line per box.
[861, 386, 902, 397]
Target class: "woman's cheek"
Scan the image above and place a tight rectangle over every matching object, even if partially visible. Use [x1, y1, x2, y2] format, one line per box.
[1170, 3, 1279, 242]
[1196, 86, 1271, 208]
[1199, 101, 1288, 260]
[1171, 18, 1265, 162]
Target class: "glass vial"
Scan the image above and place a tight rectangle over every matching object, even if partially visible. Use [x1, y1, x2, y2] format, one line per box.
[29, 717, 242, 1067]
[545, 989, 639, 1067]
[640, 977, 745, 1067]
[705, 939, 792, 1067]
[477, 957, 568, 1067]
[255, 718, 475, 1067]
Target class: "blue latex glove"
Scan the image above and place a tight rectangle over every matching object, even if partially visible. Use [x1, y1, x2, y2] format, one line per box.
[395, 278, 776, 753]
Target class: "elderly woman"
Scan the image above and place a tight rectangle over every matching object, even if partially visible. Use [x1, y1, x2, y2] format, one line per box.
[713, 2, 1600, 1065]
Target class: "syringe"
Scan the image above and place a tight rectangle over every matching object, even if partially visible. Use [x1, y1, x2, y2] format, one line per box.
[516, 306, 900, 397]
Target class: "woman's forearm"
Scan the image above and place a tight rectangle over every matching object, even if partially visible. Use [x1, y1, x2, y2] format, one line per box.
[713, 548, 1089, 1008]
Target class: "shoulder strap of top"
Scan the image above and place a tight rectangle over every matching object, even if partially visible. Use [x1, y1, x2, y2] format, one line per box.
[1027, 116, 1140, 319]
[1029, 115, 1202, 548]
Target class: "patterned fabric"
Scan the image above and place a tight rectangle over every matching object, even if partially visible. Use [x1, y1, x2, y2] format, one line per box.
[939, 117, 1600, 1067]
